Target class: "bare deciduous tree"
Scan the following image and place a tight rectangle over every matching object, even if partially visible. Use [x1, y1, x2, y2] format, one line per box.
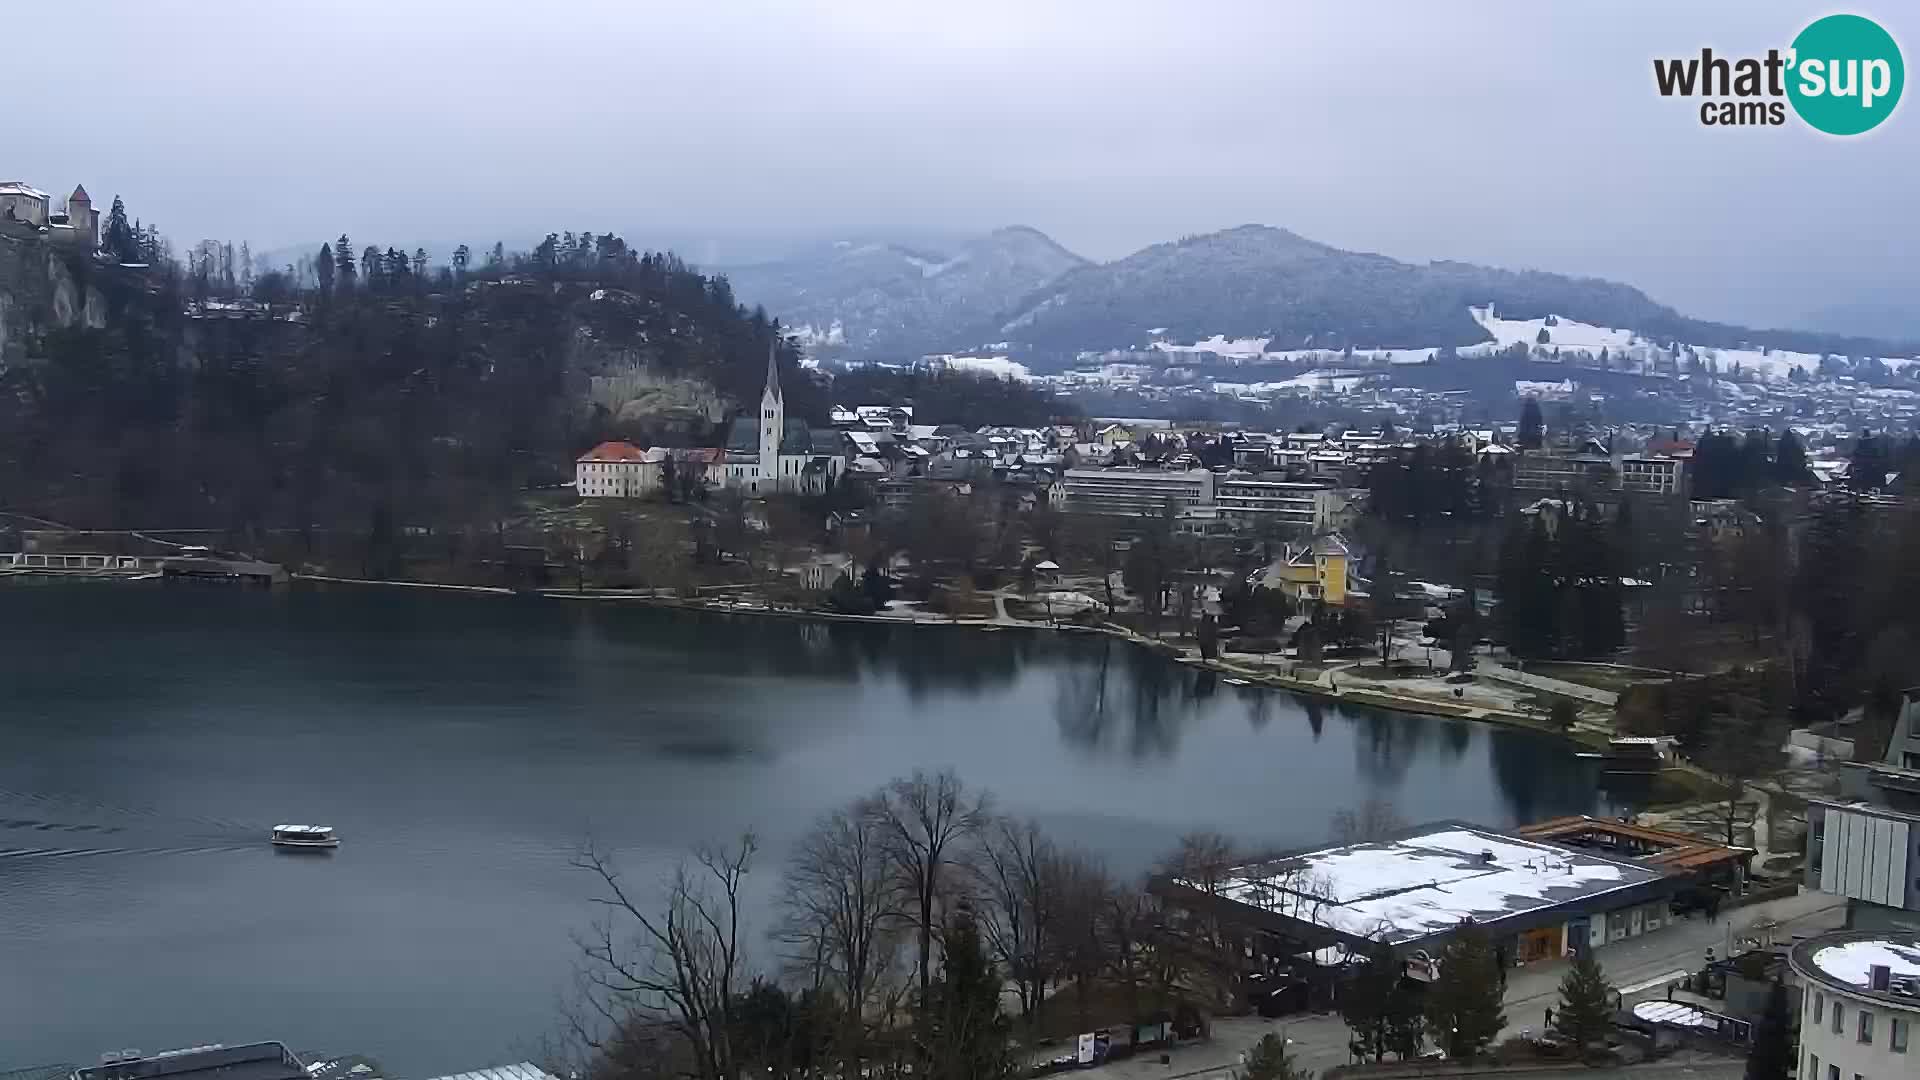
[1051, 848, 1115, 1031]
[1101, 881, 1155, 1019]
[873, 769, 990, 1003]
[1155, 831, 1244, 1009]
[570, 833, 757, 1080]
[780, 802, 901, 1064]
[978, 816, 1060, 1030]
[1329, 798, 1406, 845]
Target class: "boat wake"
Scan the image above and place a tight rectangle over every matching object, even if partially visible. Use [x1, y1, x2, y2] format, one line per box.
[0, 786, 261, 833]
[0, 802, 267, 862]
[0, 842, 260, 859]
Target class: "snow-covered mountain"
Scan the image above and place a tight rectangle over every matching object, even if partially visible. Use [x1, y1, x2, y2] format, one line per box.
[995, 224, 1916, 364]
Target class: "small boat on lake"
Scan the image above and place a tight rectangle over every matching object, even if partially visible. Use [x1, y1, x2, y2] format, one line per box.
[271, 824, 339, 849]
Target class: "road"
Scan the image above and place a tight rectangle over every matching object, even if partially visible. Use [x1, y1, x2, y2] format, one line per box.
[1053, 890, 1843, 1080]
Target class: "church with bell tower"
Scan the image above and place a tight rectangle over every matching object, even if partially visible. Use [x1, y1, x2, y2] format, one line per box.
[719, 343, 847, 497]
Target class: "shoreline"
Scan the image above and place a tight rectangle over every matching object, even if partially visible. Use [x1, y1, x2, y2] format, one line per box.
[284, 572, 1591, 741]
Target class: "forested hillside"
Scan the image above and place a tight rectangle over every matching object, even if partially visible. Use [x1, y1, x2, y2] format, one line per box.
[997, 225, 1916, 359]
[725, 226, 1086, 358]
[0, 230, 817, 548]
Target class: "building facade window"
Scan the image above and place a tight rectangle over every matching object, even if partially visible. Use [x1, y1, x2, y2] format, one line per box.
[1815, 993, 1825, 1023]
[1892, 1017, 1909, 1053]
[1859, 1010, 1875, 1044]
[1835, 1003, 1845, 1034]
[1809, 1053, 1819, 1078]
[1826, 1065, 1838, 1080]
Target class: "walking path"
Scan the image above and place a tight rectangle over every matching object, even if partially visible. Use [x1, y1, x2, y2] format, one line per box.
[1476, 660, 1620, 707]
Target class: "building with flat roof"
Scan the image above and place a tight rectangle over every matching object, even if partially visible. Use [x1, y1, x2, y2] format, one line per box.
[1512, 451, 1615, 493]
[1053, 467, 1214, 516]
[1788, 930, 1920, 1080]
[1153, 821, 1685, 973]
[1618, 454, 1686, 496]
[1214, 474, 1345, 534]
[1806, 797, 1920, 935]
[72, 1043, 307, 1080]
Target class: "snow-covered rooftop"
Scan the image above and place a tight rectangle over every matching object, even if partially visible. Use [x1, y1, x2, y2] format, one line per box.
[1811, 938, 1920, 991]
[1196, 825, 1664, 946]
[1632, 1001, 1719, 1030]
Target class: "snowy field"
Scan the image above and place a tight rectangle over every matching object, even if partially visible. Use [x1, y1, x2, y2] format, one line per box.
[1126, 306, 1917, 391]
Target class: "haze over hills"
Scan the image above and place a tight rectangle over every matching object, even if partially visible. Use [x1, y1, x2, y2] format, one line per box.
[722, 222, 1917, 366]
[721, 226, 1086, 358]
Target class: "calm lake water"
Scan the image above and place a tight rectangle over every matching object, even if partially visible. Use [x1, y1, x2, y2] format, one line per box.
[0, 584, 1618, 1073]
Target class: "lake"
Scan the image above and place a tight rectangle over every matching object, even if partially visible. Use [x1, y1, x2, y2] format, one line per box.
[0, 584, 1617, 1073]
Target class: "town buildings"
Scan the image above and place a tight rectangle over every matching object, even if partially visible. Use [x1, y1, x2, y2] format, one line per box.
[575, 440, 658, 498]
[1789, 931, 1919, 1080]
[1618, 453, 1686, 495]
[1258, 534, 1353, 605]
[575, 351, 846, 500]
[1052, 467, 1215, 516]
[720, 347, 846, 497]
[1807, 690, 1920, 935]
[1214, 474, 1350, 533]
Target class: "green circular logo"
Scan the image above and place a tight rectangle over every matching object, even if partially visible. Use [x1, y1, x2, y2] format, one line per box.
[1787, 14, 1904, 135]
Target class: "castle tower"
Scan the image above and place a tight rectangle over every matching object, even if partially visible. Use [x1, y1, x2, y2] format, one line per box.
[66, 185, 95, 248]
[758, 342, 784, 489]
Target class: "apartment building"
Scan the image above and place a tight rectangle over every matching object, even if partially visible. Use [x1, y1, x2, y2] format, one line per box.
[1053, 468, 1215, 516]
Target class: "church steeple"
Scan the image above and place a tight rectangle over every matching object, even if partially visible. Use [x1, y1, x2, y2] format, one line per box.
[757, 340, 784, 490]
[763, 341, 782, 403]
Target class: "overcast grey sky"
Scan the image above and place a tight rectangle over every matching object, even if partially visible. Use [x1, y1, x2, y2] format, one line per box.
[7, 1, 1914, 332]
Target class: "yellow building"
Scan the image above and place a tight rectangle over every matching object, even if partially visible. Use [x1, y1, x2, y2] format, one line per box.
[1260, 534, 1352, 605]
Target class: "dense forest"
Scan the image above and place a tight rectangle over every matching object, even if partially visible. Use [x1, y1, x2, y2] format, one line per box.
[0, 228, 815, 550]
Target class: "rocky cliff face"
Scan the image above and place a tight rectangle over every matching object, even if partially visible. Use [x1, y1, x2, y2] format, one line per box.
[0, 232, 107, 367]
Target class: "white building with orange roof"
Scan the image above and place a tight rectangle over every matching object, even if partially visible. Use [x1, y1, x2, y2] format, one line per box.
[575, 439, 661, 498]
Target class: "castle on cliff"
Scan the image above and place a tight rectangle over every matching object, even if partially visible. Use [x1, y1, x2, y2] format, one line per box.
[0, 181, 99, 248]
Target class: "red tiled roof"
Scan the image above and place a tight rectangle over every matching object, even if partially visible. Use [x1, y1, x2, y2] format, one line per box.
[577, 440, 649, 463]
[69, 184, 90, 203]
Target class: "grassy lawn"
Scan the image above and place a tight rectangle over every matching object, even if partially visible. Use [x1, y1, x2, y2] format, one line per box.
[1523, 662, 1656, 694]
[1346, 662, 1437, 681]
[1642, 768, 1731, 809]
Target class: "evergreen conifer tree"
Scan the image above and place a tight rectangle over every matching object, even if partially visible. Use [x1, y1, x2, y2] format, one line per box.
[922, 907, 1014, 1080]
[1238, 1033, 1313, 1080]
[335, 236, 356, 287]
[104, 195, 138, 261]
[1519, 397, 1544, 449]
[1426, 922, 1505, 1059]
[1554, 946, 1613, 1052]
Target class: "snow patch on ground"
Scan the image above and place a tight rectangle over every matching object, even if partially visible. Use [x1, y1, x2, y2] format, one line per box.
[1152, 335, 1272, 358]
[1473, 306, 1635, 352]
[1210, 370, 1370, 396]
[935, 354, 1032, 382]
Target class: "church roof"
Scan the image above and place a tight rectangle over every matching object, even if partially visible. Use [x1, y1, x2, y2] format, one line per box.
[69, 184, 90, 203]
[724, 416, 816, 455]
